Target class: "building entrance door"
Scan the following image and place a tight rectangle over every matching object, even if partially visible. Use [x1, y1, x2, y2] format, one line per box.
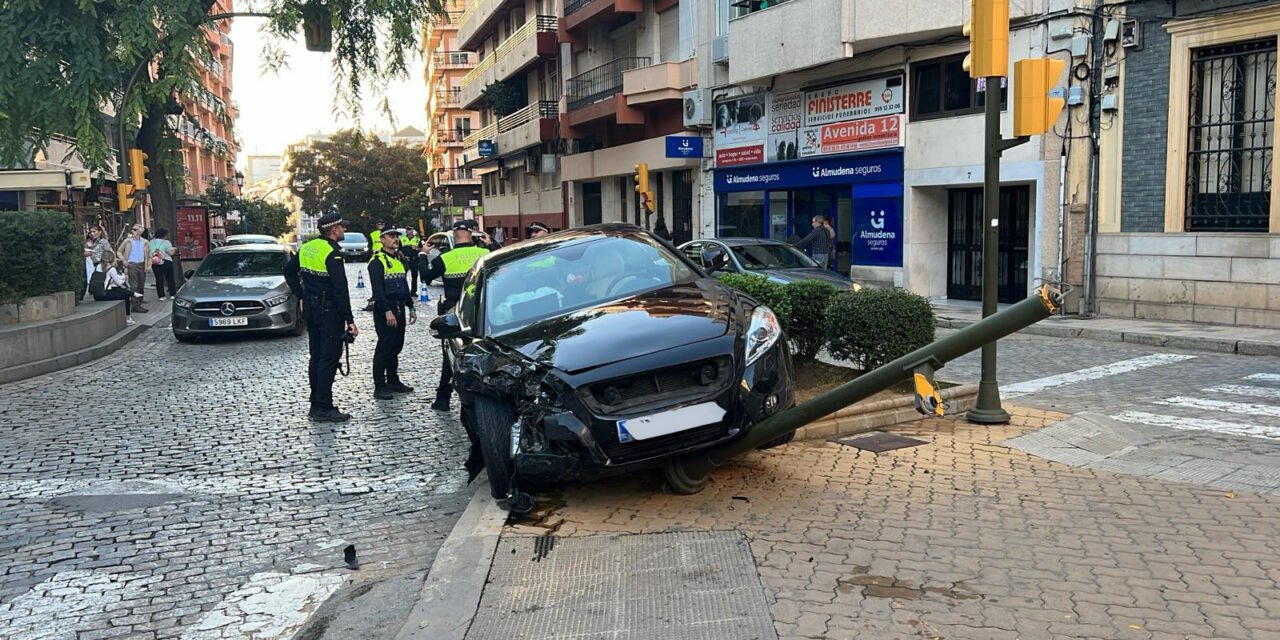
[946, 186, 1030, 303]
[582, 181, 602, 226]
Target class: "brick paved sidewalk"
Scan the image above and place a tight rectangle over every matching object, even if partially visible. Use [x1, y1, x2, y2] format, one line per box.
[508, 407, 1280, 640]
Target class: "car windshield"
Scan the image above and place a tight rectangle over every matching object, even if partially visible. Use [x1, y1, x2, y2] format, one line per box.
[484, 235, 697, 334]
[731, 243, 818, 270]
[227, 237, 274, 245]
[342, 233, 365, 243]
[195, 252, 286, 277]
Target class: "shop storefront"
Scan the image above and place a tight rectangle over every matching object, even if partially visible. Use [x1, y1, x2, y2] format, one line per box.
[714, 150, 905, 274]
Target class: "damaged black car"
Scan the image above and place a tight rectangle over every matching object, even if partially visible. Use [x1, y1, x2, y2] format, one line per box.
[430, 224, 795, 510]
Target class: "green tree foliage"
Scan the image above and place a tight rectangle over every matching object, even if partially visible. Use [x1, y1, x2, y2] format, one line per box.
[285, 129, 430, 232]
[0, 211, 83, 303]
[389, 188, 438, 233]
[202, 180, 292, 238]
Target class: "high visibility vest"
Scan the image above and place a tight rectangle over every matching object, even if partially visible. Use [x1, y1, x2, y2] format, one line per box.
[370, 229, 383, 253]
[371, 251, 410, 300]
[401, 235, 421, 249]
[299, 238, 335, 276]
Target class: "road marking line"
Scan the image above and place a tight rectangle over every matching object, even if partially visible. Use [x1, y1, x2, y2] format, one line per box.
[0, 571, 149, 640]
[1204, 384, 1280, 400]
[180, 571, 346, 640]
[1111, 411, 1280, 441]
[1154, 396, 1280, 419]
[1001, 354, 1197, 398]
[1245, 373, 1280, 382]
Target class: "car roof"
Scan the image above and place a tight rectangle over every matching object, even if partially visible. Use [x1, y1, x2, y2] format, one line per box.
[226, 234, 276, 240]
[477, 223, 653, 270]
[704, 237, 790, 247]
[208, 243, 291, 254]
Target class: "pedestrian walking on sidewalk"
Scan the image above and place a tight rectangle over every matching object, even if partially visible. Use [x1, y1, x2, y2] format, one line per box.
[88, 250, 139, 325]
[368, 228, 416, 400]
[285, 212, 359, 423]
[117, 224, 150, 310]
[83, 226, 110, 299]
[149, 228, 178, 300]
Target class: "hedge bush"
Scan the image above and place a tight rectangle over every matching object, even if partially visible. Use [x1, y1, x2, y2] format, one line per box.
[824, 287, 936, 371]
[720, 273, 790, 322]
[780, 279, 839, 360]
[0, 211, 83, 304]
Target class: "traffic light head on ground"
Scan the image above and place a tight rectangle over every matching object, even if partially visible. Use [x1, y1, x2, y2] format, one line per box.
[1013, 58, 1067, 137]
[633, 163, 654, 213]
[116, 183, 136, 212]
[128, 149, 149, 191]
[963, 0, 1009, 79]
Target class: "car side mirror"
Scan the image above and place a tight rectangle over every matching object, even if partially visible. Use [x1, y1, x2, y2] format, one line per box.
[183, 270, 195, 279]
[700, 247, 729, 273]
[430, 313, 465, 339]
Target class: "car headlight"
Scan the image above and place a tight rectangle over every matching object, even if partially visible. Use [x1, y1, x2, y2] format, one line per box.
[745, 306, 782, 366]
[173, 297, 194, 309]
[266, 293, 291, 307]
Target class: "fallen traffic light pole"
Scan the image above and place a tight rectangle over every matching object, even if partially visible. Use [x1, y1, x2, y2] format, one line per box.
[663, 284, 1064, 494]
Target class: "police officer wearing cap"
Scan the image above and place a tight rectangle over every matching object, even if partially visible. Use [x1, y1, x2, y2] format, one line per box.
[285, 213, 359, 422]
[422, 219, 499, 411]
[369, 228, 416, 400]
[400, 227, 422, 292]
[527, 221, 551, 239]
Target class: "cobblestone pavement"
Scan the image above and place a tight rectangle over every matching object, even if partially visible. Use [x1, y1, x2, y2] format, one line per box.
[520, 407, 1280, 640]
[0, 266, 472, 639]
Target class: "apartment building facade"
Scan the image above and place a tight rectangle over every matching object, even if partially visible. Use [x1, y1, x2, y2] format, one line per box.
[1091, 0, 1280, 328]
[172, 0, 240, 198]
[455, 0, 565, 239]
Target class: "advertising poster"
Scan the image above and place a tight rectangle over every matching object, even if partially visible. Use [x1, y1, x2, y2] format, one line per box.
[767, 91, 803, 162]
[851, 196, 903, 268]
[177, 207, 209, 260]
[804, 75, 905, 127]
[713, 93, 767, 167]
[800, 115, 903, 157]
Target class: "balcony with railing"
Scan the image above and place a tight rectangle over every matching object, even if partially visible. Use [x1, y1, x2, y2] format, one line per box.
[433, 128, 469, 147]
[436, 87, 463, 109]
[622, 57, 696, 106]
[458, 16, 558, 109]
[563, 0, 642, 34]
[457, 0, 524, 51]
[566, 57, 649, 126]
[435, 51, 477, 69]
[436, 168, 479, 185]
[459, 100, 559, 164]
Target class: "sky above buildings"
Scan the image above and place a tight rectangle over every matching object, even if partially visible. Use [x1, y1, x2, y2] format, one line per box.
[230, 17, 428, 165]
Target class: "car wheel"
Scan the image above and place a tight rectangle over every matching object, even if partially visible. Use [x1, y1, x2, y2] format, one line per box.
[173, 330, 196, 343]
[288, 303, 305, 336]
[756, 431, 795, 450]
[662, 458, 709, 495]
[472, 394, 516, 502]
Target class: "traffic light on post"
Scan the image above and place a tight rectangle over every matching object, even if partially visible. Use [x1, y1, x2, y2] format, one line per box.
[963, 0, 1009, 79]
[1013, 58, 1067, 137]
[634, 163, 654, 213]
[128, 149, 150, 192]
[117, 183, 136, 212]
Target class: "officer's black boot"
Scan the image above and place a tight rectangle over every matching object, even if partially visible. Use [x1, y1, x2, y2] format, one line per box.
[431, 390, 450, 411]
[309, 405, 352, 422]
[374, 387, 394, 400]
[390, 381, 414, 393]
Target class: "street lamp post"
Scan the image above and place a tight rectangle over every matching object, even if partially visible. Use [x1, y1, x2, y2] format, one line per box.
[234, 171, 246, 232]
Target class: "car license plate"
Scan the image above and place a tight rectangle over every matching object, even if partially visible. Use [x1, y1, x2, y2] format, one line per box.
[617, 402, 725, 443]
[209, 317, 248, 327]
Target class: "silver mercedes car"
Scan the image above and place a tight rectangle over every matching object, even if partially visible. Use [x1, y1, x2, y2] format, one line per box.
[171, 244, 304, 342]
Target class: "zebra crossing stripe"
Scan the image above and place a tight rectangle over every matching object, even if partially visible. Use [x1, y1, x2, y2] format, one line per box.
[1000, 354, 1197, 398]
[1204, 384, 1280, 400]
[1111, 411, 1280, 441]
[1153, 396, 1280, 419]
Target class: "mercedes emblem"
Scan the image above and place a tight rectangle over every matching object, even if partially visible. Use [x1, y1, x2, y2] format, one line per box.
[220, 302, 236, 316]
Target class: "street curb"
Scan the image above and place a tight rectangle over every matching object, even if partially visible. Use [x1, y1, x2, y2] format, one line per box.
[795, 383, 978, 441]
[0, 323, 148, 385]
[395, 476, 506, 640]
[935, 316, 1272, 356]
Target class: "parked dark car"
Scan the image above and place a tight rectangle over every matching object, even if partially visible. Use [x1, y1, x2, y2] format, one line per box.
[677, 237, 861, 289]
[431, 224, 796, 509]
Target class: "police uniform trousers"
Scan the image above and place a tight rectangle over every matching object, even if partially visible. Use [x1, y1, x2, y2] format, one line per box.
[403, 251, 420, 292]
[435, 299, 456, 404]
[373, 303, 407, 389]
[306, 299, 345, 410]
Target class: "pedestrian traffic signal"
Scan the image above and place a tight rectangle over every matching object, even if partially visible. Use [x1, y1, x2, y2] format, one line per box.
[1013, 58, 1067, 137]
[633, 163, 654, 213]
[963, 0, 1009, 79]
[302, 2, 333, 52]
[116, 183, 136, 212]
[128, 149, 150, 192]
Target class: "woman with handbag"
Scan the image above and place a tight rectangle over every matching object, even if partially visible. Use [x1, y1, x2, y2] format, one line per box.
[149, 228, 178, 300]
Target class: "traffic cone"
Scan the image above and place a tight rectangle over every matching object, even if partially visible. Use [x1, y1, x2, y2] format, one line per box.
[419, 282, 430, 302]
[356, 272, 365, 289]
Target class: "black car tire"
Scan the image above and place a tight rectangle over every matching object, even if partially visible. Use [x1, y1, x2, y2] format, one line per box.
[288, 302, 305, 336]
[173, 330, 196, 343]
[756, 431, 795, 450]
[662, 459, 709, 495]
[472, 394, 516, 501]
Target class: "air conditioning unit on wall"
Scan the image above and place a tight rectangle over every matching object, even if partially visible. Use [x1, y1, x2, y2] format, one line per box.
[683, 89, 711, 128]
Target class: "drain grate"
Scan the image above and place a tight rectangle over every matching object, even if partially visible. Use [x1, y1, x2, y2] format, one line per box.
[836, 431, 928, 453]
[465, 530, 778, 640]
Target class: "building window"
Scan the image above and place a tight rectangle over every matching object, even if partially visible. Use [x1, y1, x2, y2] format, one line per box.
[910, 54, 1007, 121]
[719, 191, 765, 238]
[1185, 39, 1276, 232]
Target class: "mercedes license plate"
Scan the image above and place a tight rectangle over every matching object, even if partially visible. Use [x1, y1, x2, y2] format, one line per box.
[209, 317, 248, 327]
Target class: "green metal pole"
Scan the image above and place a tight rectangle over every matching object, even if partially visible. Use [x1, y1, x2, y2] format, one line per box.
[965, 76, 1011, 424]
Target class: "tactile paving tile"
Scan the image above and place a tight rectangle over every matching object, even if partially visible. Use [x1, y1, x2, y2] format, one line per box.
[466, 530, 777, 640]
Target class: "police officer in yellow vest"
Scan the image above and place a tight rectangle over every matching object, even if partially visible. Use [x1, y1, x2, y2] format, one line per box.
[422, 219, 499, 410]
[368, 228, 416, 400]
[369, 220, 385, 254]
[400, 227, 422, 292]
[284, 213, 359, 422]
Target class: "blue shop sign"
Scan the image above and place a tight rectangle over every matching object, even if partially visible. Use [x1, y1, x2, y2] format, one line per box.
[714, 150, 903, 192]
[851, 196, 904, 268]
[665, 135, 703, 158]
[478, 140, 495, 157]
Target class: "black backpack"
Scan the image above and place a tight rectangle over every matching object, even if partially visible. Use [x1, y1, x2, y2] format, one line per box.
[88, 270, 107, 298]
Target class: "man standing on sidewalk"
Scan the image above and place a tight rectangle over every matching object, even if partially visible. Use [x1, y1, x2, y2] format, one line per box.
[117, 224, 149, 313]
[368, 228, 416, 400]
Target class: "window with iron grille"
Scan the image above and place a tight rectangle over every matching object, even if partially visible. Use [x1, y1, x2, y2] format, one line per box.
[1185, 39, 1276, 232]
